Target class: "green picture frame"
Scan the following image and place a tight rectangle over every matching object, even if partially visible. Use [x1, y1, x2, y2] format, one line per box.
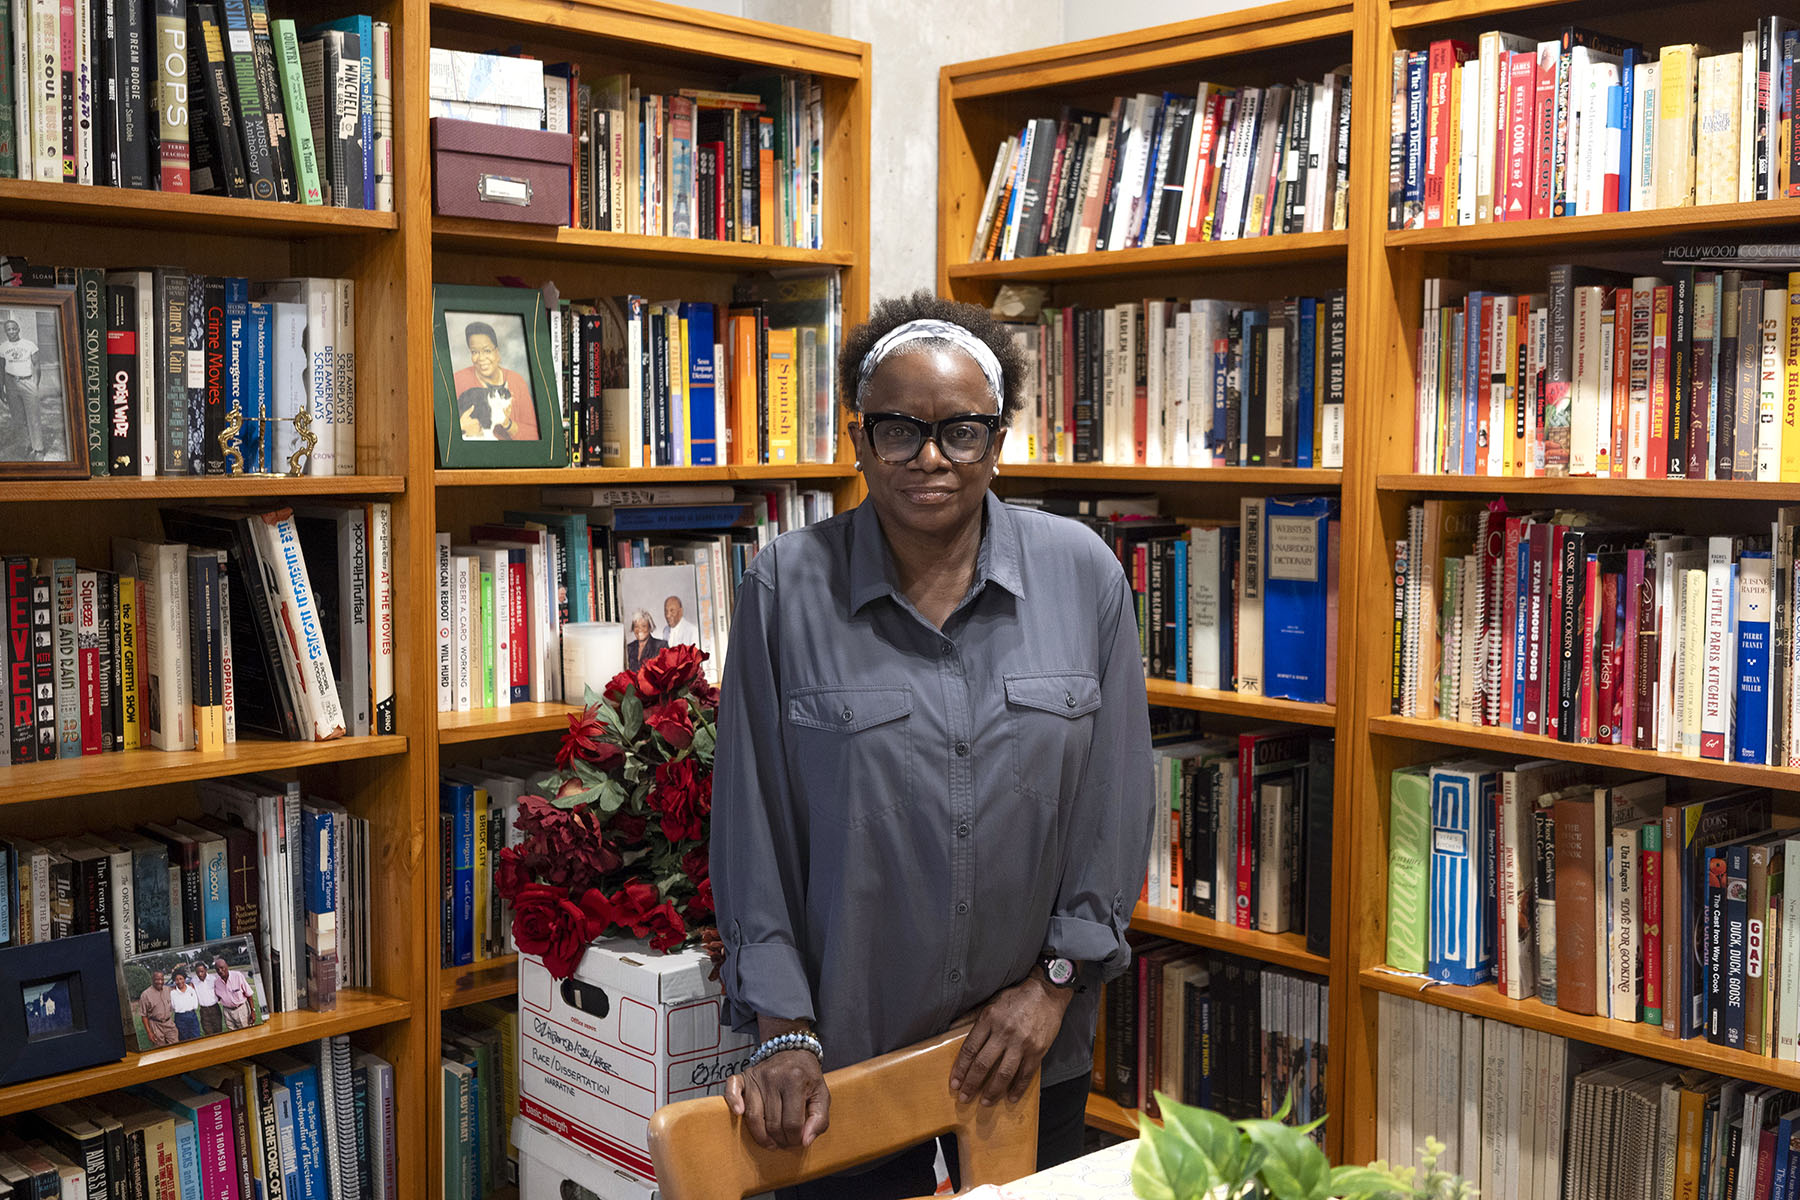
[432, 284, 567, 468]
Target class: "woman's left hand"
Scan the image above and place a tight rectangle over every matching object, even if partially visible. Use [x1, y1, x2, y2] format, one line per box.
[948, 974, 1074, 1106]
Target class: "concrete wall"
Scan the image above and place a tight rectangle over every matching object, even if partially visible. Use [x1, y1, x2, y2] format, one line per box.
[1060, 0, 1254, 42]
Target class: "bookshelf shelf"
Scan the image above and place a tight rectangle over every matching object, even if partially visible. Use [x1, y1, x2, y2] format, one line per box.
[1384, 197, 1800, 253]
[1001, 465, 1343, 487]
[1367, 715, 1798, 788]
[1359, 969, 1800, 1092]
[0, 476, 408, 502]
[434, 463, 858, 488]
[0, 179, 400, 236]
[0, 735, 408, 807]
[1084, 1092, 1146, 1139]
[1374, 474, 1800, 500]
[439, 702, 584, 743]
[948, 230, 1349, 284]
[1132, 904, 1330, 975]
[1143, 682, 1336, 727]
[440, 957, 521, 1010]
[432, 219, 858, 271]
[0, 990, 412, 1119]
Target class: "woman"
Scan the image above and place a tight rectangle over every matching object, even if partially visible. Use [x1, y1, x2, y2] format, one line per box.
[625, 609, 667, 670]
[714, 292, 1154, 1198]
[169, 969, 203, 1042]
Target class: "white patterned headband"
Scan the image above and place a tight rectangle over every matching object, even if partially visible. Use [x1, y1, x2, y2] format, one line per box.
[855, 318, 1004, 411]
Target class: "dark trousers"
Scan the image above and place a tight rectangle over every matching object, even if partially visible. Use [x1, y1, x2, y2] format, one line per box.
[775, 1075, 1090, 1200]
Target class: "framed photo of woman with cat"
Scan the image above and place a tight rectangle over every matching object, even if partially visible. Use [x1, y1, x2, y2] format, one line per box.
[432, 284, 567, 468]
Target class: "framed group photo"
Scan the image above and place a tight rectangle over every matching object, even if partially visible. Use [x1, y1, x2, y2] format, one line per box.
[122, 934, 270, 1052]
[0, 288, 89, 479]
[432, 284, 566, 469]
[617, 564, 703, 671]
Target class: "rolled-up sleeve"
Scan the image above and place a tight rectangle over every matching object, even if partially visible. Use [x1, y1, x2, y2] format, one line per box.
[711, 559, 816, 1031]
[1044, 569, 1154, 982]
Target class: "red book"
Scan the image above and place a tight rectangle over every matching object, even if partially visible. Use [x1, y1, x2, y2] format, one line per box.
[1641, 823, 1662, 1016]
[1647, 285, 1672, 480]
[1611, 286, 1633, 477]
[1186, 92, 1227, 243]
[1502, 51, 1537, 221]
[1577, 555, 1599, 742]
[1596, 569, 1618, 744]
[1425, 40, 1474, 226]
[1757, 1128, 1778, 1198]
[1530, 44, 1558, 219]
[4, 557, 34, 764]
[1545, 525, 1566, 740]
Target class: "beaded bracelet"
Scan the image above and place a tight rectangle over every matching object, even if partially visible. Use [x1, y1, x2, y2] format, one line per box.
[747, 1030, 823, 1070]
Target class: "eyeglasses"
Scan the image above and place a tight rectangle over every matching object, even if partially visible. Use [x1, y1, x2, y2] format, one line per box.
[859, 412, 1002, 465]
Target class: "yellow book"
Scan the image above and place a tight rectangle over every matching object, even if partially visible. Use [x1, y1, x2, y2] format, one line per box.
[1655, 44, 1701, 209]
[766, 326, 798, 463]
[472, 785, 490, 960]
[118, 574, 139, 751]
[1786, 278, 1800, 481]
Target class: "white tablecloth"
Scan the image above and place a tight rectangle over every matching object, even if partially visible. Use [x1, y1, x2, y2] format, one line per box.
[959, 1138, 1138, 1199]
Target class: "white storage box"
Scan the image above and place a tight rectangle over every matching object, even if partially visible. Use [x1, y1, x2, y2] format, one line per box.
[517, 939, 754, 1181]
[516, 1116, 658, 1200]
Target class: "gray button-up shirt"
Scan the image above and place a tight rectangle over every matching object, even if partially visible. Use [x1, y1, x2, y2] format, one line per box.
[713, 491, 1154, 1087]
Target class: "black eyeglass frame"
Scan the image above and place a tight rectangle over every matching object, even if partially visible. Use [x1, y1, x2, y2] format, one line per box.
[855, 411, 1004, 465]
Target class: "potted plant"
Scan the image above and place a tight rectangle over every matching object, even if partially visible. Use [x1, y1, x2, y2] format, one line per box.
[1133, 1094, 1475, 1200]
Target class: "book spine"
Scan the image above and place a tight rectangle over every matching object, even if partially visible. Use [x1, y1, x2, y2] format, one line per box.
[217, 0, 275, 199]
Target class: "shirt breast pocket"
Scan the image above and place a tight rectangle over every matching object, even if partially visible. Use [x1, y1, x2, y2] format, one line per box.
[1003, 671, 1102, 809]
[786, 685, 915, 829]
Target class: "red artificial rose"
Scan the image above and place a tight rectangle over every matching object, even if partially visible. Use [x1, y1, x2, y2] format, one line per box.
[645, 699, 695, 750]
[610, 879, 658, 926]
[640, 901, 687, 952]
[512, 883, 593, 979]
[576, 887, 616, 940]
[688, 877, 715, 921]
[557, 707, 610, 770]
[493, 845, 534, 902]
[602, 670, 639, 705]
[689, 678, 720, 711]
[650, 758, 711, 843]
[680, 847, 709, 886]
[608, 811, 648, 844]
[638, 644, 705, 699]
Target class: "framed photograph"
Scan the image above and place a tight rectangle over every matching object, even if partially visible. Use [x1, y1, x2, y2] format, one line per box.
[432, 284, 566, 468]
[0, 931, 125, 1085]
[617, 564, 702, 670]
[122, 933, 269, 1052]
[0, 288, 88, 478]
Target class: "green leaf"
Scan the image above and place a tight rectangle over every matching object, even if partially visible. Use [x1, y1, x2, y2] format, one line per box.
[593, 777, 629, 815]
[1325, 1165, 1408, 1200]
[690, 723, 716, 764]
[550, 784, 603, 811]
[1133, 1112, 1223, 1200]
[1159, 1095, 1249, 1180]
[1238, 1118, 1330, 1200]
[619, 691, 643, 740]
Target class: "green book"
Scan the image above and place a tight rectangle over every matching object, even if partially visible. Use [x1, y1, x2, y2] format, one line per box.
[1387, 765, 1432, 974]
[440, 1059, 471, 1200]
[270, 19, 323, 204]
[479, 568, 495, 709]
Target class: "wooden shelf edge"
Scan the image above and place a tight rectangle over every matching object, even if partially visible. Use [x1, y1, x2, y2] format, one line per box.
[440, 956, 521, 1010]
[1001, 464, 1343, 486]
[1384, 197, 1800, 252]
[1367, 715, 1800, 788]
[949, 231, 1348, 282]
[1131, 904, 1331, 975]
[431, 218, 857, 269]
[0, 735, 409, 806]
[0, 990, 412, 1117]
[0, 178, 398, 234]
[0, 475, 407, 502]
[434, 463, 857, 487]
[1085, 1092, 1150, 1139]
[1145, 682, 1336, 726]
[439, 702, 583, 744]
[1376, 474, 1800, 499]
[1359, 969, 1800, 1089]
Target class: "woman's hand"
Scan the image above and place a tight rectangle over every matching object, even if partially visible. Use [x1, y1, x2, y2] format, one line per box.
[725, 1050, 830, 1150]
[949, 973, 1074, 1106]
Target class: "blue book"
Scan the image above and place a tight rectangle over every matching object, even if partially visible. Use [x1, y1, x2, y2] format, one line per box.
[1261, 494, 1337, 703]
[1173, 539, 1189, 685]
[1294, 298, 1317, 469]
[1402, 51, 1428, 227]
[999, 125, 1028, 255]
[1237, 309, 1267, 458]
[259, 1053, 326, 1200]
[272, 1083, 301, 1200]
[1618, 49, 1638, 213]
[1210, 342, 1230, 454]
[168, 1114, 201, 1200]
[301, 803, 339, 994]
[1771, 1107, 1800, 1198]
[679, 303, 718, 466]
[609, 502, 748, 532]
[1605, 85, 1625, 210]
[1133, 96, 1171, 247]
[1427, 762, 1498, 985]
[224, 295, 249, 476]
[309, 15, 376, 209]
[440, 781, 474, 966]
[1736, 552, 1772, 763]
[246, 302, 272, 473]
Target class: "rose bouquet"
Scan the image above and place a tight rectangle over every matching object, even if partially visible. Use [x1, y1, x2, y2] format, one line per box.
[495, 644, 720, 979]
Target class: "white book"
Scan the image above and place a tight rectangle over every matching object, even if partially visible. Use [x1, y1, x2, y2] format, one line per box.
[1170, 310, 1191, 467]
[1609, 821, 1643, 1021]
[1100, 306, 1119, 464]
[1171, 86, 1211, 246]
[1700, 537, 1736, 758]
[434, 534, 453, 713]
[331, 277, 355, 474]
[1631, 62, 1660, 213]
[1487, 296, 1509, 476]
[1761, 289, 1788, 481]
[1108, 97, 1155, 253]
[1570, 285, 1607, 476]
[215, 550, 234, 743]
[1431, 1005, 1460, 1173]
[1236, 497, 1264, 695]
[1305, 79, 1332, 234]
[1516, 1027, 1541, 1199]
[248, 510, 346, 740]
[1681, 567, 1708, 756]
[1216, 758, 1236, 919]
[1496, 765, 1540, 999]
[29, 0, 59, 182]
[268, 301, 309, 472]
[1739, 33, 1757, 204]
[456, 545, 512, 710]
[969, 138, 1012, 261]
[296, 506, 371, 736]
[1000, 123, 1035, 262]
[9, 1, 28, 181]
[1479, 1012, 1507, 1197]
[1477, 32, 1535, 223]
[1457, 1011, 1482, 1178]
[1782, 837, 1800, 1061]
[1115, 304, 1137, 464]
[453, 554, 472, 712]
[367, 501, 393, 734]
[1411, 998, 1434, 1167]
[1073, 119, 1111, 256]
[1256, 778, 1292, 931]
[72, 0, 90, 184]
[1695, 53, 1742, 206]
[253, 278, 338, 476]
[1215, 87, 1261, 241]
[110, 538, 193, 751]
[1457, 61, 1482, 227]
[1191, 527, 1222, 689]
[1655, 540, 1705, 750]
[1145, 301, 1166, 468]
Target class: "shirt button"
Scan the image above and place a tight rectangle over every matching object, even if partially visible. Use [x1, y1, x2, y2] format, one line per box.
[955, 822, 970, 838]
[1065, 692, 1076, 708]
[955, 741, 969, 757]
[941, 641, 953, 656]
[955, 901, 969, 914]
[948, 969, 962, 983]
[841, 707, 853, 722]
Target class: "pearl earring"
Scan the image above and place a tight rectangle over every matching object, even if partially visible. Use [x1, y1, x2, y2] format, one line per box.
[854, 460, 862, 470]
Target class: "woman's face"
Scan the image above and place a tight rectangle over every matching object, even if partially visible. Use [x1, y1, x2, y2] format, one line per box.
[632, 616, 650, 640]
[468, 333, 502, 383]
[851, 346, 1003, 547]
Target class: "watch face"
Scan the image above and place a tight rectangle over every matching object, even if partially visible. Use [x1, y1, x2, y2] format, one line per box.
[1044, 957, 1075, 986]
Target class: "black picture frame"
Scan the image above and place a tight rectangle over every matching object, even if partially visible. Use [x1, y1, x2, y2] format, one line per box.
[0, 930, 126, 1085]
[432, 284, 567, 468]
[0, 287, 91, 479]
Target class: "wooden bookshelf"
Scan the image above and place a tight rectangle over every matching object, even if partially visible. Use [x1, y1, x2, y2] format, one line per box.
[440, 957, 522, 1010]
[0, 735, 408, 807]
[434, 463, 858, 488]
[432, 219, 859, 270]
[1145, 682, 1337, 727]
[438, 702, 585, 743]
[1384, 196, 1800, 252]
[999, 465, 1343, 487]
[0, 178, 401, 234]
[1132, 904, 1330, 975]
[946, 230, 1349, 283]
[0, 476, 408, 502]
[1376, 474, 1800, 500]
[1084, 1092, 1147, 1139]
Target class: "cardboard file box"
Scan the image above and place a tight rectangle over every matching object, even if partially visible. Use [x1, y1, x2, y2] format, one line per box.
[432, 118, 573, 225]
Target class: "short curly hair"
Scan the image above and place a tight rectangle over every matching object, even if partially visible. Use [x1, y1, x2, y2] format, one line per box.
[839, 291, 1028, 423]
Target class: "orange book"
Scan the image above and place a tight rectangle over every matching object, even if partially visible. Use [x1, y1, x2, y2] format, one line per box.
[759, 116, 776, 246]
[1554, 792, 1599, 1016]
[1611, 285, 1633, 478]
[726, 306, 763, 464]
[766, 326, 799, 464]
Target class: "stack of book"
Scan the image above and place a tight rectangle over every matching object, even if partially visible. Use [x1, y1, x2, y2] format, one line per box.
[434, 484, 833, 713]
[1388, 21, 1798, 230]
[2, 259, 359, 477]
[0, 776, 372, 1013]
[1412, 256, 1800, 480]
[1381, 996, 1800, 1200]
[550, 272, 840, 469]
[2, 5, 392, 210]
[1, 1037, 397, 1200]
[969, 74, 1353, 262]
[439, 762, 540, 969]
[1140, 729, 1334, 952]
[1000, 292, 1348, 469]
[1094, 942, 1328, 1133]
[1390, 501, 1800, 766]
[428, 49, 822, 248]
[441, 1003, 520, 1200]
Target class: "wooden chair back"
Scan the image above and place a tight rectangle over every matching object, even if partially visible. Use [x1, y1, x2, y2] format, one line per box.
[646, 1025, 1040, 1199]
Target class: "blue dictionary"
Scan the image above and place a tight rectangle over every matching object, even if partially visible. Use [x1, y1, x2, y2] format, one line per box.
[679, 303, 719, 466]
[1261, 494, 1337, 703]
[1428, 762, 1499, 985]
[1294, 298, 1317, 469]
[1402, 51, 1427, 225]
[440, 782, 474, 966]
[1173, 539, 1189, 685]
[1735, 552, 1771, 763]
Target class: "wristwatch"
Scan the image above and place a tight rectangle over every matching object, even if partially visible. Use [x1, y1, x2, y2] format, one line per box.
[1038, 955, 1077, 988]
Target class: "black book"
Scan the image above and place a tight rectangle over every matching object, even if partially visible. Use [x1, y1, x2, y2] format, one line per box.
[1153, 97, 1197, 246]
[218, 0, 279, 201]
[696, 108, 733, 242]
[108, 0, 151, 188]
[96, 570, 117, 752]
[306, 28, 365, 209]
[1192, 757, 1222, 919]
[200, 276, 228, 475]
[76, 268, 108, 477]
[155, 268, 190, 476]
[26, 1109, 108, 1200]
[1283, 83, 1313, 235]
[63, 843, 111, 936]
[187, 5, 251, 197]
[696, 144, 717, 240]
[1223, 317, 1244, 465]
[1048, 110, 1100, 254]
[1303, 736, 1335, 958]
[5, 559, 35, 765]
[1716, 270, 1743, 480]
[105, 281, 140, 475]
[650, 308, 669, 465]
[739, 104, 759, 242]
[580, 314, 607, 465]
[1009, 117, 1057, 260]
[30, 572, 54, 761]
[1280, 299, 1302, 466]
[185, 551, 222, 744]
[1669, 266, 1694, 478]
[245, 0, 296, 200]
[1071, 309, 1093, 462]
[1239, 961, 1263, 1120]
[1106, 958, 1137, 1109]
[185, 273, 209, 472]
[1245, 321, 1268, 467]
[1094, 96, 1130, 251]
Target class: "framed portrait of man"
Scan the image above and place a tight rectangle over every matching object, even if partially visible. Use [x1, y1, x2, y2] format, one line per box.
[432, 284, 567, 468]
[0, 288, 88, 479]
